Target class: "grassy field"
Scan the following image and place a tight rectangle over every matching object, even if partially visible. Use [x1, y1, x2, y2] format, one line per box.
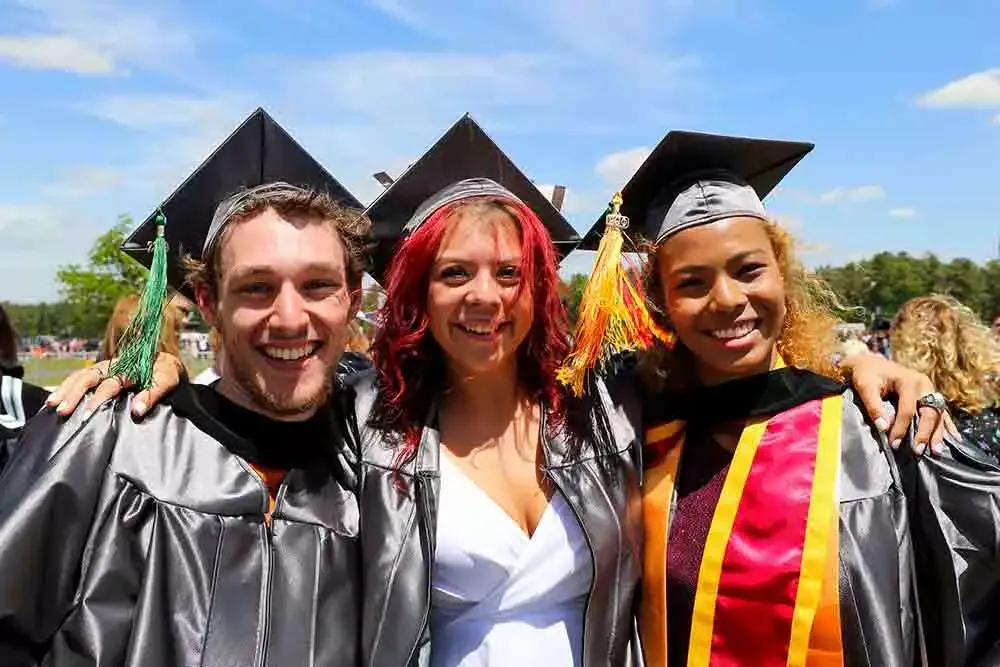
[23, 356, 213, 390]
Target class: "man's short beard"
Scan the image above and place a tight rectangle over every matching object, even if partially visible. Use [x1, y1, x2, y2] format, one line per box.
[219, 323, 334, 418]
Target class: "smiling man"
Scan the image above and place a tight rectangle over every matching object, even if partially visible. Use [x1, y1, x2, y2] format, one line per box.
[0, 109, 369, 666]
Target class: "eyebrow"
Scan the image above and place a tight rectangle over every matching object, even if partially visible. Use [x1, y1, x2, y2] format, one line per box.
[435, 255, 522, 266]
[670, 249, 766, 274]
[228, 261, 345, 280]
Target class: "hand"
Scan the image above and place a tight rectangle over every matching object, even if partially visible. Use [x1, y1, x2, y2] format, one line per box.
[45, 354, 186, 420]
[840, 354, 959, 455]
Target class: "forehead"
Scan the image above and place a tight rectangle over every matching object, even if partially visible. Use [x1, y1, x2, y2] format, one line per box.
[436, 206, 523, 258]
[218, 208, 347, 275]
[657, 216, 771, 268]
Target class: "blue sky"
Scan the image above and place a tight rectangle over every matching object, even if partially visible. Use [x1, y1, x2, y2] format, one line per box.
[1, 0, 999, 302]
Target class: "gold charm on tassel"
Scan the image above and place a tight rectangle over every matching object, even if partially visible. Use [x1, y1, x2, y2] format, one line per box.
[557, 192, 674, 397]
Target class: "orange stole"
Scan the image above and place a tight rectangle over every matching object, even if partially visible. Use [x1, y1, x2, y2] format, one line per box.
[640, 394, 844, 667]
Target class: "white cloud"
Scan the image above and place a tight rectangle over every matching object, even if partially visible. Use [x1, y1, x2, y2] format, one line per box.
[0, 34, 116, 75]
[82, 94, 252, 132]
[533, 183, 596, 216]
[916, 69, 1000, 109]
[0, 204, 62, 238]
[292, 51, 562, 122]
[594, 147, 651, 187]
[364, 0, 441, 35]
[3, 0, 198, 76]
[46, 166, 124, 199]
[817, 185, 886, 204]
[889, 206, 916, 218]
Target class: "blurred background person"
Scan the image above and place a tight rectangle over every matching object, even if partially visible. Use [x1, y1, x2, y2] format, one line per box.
[0, 304, 50, 472]
[98, 293, 185, 362]
[892, 294, 1000, 462]
[192, 328, 224, 385]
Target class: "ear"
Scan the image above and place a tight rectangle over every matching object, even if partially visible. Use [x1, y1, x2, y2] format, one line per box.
[194, 282, 219, 330]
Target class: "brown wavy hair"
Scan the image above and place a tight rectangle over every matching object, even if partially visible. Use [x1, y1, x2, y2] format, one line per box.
[639, 219, 854, 390]
[891, 294, 1000, 414]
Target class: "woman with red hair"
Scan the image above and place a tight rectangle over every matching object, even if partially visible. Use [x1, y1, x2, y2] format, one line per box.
[347, 116, 647, 666]
[51, 116, 947, 667]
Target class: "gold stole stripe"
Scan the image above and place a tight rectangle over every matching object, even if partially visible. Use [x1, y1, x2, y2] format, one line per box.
[640, 438, 683, 667]
[788, 394, 843, 666]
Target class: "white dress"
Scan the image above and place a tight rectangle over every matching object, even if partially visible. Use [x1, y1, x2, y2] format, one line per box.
[431, 454, 593, 667]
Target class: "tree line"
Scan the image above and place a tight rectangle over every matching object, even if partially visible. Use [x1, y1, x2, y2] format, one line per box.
[5, 215, 998, 340]
[815, 252, 1000, 324]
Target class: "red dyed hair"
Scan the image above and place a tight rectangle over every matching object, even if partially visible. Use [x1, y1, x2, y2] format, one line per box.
[369, 196, 570, 464]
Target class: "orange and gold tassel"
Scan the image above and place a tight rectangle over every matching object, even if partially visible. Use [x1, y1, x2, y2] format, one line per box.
[557, 192, 674, 396]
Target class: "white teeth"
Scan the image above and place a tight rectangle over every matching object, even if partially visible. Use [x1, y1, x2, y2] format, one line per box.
[459, 324, 496, 335]
[711, 322, 755, 340]
[263, 343, 317, 361]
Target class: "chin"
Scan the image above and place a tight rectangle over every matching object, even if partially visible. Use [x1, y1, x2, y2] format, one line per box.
[251, 374, 332, 416]
[696, 345, 775, 384]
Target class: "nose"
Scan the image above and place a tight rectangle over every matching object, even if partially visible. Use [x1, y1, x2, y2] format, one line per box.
[710, 275, 748, 312]
[466, 270, 503, 307]
[270, 282, 310, 334]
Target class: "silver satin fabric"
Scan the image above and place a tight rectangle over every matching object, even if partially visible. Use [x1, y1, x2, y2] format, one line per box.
[0, 394, 361, 666]
[203, 181, 309, 255]
[645, 170, 770, 244]
[342, 369, 646, 667]
[405, 178, 523, 236]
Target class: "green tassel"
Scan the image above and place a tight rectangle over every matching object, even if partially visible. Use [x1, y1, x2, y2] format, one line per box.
[108, 209, 169, 390]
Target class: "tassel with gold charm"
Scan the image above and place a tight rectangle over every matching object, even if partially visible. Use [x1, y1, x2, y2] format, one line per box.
[108, 208, 170, 390]
[557, 192, 674, 397]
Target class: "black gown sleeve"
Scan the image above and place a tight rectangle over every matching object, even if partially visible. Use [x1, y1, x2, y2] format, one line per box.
[0, 406, 119, 666]
[899, 431, 1000, 667]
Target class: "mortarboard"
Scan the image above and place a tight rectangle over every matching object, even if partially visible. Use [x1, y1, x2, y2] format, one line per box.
[363, 113, 580, 284]
[577, 130, 814, 250]
[559, 131, 814, 395]
[122, 107, 363, 301]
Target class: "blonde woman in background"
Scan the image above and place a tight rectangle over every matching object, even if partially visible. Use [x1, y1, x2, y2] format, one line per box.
[98, 293, 185, 362]
[893, 294, 1000, 463]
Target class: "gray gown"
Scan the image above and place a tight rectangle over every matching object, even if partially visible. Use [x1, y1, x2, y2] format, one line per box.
[0, 383, 362, 667]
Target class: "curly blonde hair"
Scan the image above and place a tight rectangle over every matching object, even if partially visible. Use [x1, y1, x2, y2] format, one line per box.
[891, 294, 1000, 414]
[639, 218, 854, 390]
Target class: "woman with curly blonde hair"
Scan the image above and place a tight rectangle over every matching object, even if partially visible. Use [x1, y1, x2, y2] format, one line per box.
[569, 130, 1000, 666]
[892, 294, 1000, 460]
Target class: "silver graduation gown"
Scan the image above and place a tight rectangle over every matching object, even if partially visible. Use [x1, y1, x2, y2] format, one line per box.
[0, 386, 362, 667]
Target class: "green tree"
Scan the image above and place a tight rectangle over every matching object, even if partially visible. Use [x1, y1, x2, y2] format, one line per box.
[55, 215, 148, 338]
[940, 258, 987, 315]
[562, 273, 589, 326]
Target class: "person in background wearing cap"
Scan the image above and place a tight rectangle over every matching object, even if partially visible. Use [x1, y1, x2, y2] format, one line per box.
[53, 116, 953, 667]
[571, 130, 1000, 666]
[0, 110, 369, 666]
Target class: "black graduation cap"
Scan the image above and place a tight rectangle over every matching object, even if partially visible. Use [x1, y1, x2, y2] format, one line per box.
[122, 107, 363, 300]
[578, 130, 814, 250]
[363, 113, 580, 284]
